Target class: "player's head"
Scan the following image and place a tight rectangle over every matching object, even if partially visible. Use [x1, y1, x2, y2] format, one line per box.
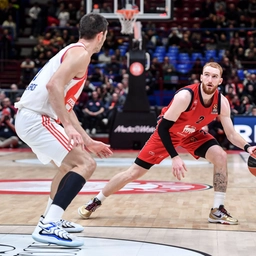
[200, 62, 223, 95]
[79, 13, 108, 51]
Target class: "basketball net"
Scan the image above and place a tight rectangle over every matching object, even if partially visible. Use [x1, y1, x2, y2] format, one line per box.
[116, 8, 139, 35]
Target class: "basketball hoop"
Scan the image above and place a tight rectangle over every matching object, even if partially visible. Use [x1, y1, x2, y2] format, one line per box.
[116, 9, 139, 35]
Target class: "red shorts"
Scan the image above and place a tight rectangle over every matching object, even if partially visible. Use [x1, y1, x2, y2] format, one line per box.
[137, 129, 215, 165]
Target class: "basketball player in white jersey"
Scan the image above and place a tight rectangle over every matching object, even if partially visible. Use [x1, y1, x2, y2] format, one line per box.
[14, 13, 113, 247]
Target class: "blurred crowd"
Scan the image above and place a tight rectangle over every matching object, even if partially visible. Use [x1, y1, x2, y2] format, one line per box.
[1, 0, 256, 148]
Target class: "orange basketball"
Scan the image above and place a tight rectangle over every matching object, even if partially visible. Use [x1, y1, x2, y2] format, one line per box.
[247, 156, 256, 176]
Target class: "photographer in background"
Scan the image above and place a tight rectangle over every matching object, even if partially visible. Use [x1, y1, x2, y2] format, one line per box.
[0, 107, 19, 148]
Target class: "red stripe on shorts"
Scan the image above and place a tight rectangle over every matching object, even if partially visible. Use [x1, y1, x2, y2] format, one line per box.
[42, 115, 72, 151]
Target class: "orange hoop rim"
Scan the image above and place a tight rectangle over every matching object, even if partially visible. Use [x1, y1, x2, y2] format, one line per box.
[116, 9, 139, 19]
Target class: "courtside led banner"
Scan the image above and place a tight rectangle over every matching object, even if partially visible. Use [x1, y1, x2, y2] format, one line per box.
[233, 116, 256, 146]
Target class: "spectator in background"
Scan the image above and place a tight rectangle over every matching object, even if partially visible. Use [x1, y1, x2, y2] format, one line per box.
[103, 92, 122, 131]
[57, 3, 70, 27]
[191, 58, 203, 78]
[42, 32, 52, 46]
[1, 97, 17, 118]
[244, 83, 256, 104]
[247, 106, 256, 116]
[20, 56, 35, 85]
[114, 84, 127, 107]
[98, 48, 111, 63]
[82, 91, 105, 135]
[149, 57, 161, 82]
[2, 14, 16, 39]
[167, 28, 182, 47]
[0, 28, 13, 59]
[224, 77, 236, 96]
[105, 55, 121, 76]
[31, 38, 45, 58]
[190, 31, 204, 53]
[0, 107, 19, 148]
[215, 1, 226, 17]
[145, 70, 157, 94]
[245, 73, 256, 88]
[179, 31, 193, 53]
[217, 33, 229, 51]
[28, 2, 41, 39]
[67, 3, 77, 26]
[76, 6, 85, 20]
[221, 57, 233, 83]
[245, 42, 255, 57]
[89, 67, 105, 85]
[230, 94, 241, 115]
[7, 84, 20, 104]
[239, 95, 254, 115]
[226, 3, 240, 26]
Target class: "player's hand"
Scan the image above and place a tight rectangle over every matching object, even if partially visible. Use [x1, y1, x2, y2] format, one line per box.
[64, 125, 84, 149]
[85, 140, 113, 158]
[171, 155, 188, 180]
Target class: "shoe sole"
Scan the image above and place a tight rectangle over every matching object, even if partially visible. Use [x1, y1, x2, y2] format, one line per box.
[32, 233, 84, 247]
[208, 218, 238, 225]
[78, 206, 92, 219]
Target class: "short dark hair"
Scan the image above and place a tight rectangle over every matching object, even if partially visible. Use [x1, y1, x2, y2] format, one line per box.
[79, 13, 108, 40]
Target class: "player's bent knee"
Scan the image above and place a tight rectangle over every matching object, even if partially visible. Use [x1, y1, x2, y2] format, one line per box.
[212, 150, 227, 167]
[77, 156, 97, 179]
[126, 165, 147, 181]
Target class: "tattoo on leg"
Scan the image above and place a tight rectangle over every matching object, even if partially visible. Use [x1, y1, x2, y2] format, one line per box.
[213, 173, 227, 192]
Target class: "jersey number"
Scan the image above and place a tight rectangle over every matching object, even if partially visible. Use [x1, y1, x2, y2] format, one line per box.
[196, 116, 205, 124]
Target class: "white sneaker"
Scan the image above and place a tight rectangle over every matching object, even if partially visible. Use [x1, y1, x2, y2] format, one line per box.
[91, 128, 96, 135]
[86, 129, 90, 134]
[39, 215, 84, 233]
[60, 219, 84, 233]
[32, 220, 84, 247]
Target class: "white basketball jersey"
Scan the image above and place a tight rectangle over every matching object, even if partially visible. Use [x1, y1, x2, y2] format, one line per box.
[15, 42, 87, 120]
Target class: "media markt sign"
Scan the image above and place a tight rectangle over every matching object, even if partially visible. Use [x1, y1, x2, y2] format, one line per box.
[114, 125, 155, 133]
[110, 112, 157, 149]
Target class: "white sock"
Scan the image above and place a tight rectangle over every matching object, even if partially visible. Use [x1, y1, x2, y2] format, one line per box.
[43, 197, 53, 216]
[96, 191, 107, 203]
[43, 204, 64, 223]
[213, 192, 226, 208]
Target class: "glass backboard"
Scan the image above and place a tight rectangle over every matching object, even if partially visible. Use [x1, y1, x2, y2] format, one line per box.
[86, 0, 173, 21]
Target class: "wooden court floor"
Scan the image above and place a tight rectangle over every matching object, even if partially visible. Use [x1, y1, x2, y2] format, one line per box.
[0, 148, 256, 255]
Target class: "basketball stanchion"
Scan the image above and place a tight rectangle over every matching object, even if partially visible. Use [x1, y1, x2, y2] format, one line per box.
[109, 6, 156, 149]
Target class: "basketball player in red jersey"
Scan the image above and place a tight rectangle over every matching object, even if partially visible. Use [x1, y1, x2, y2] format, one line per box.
[78, 62, 256, 225]
[14, 13, 113, 247]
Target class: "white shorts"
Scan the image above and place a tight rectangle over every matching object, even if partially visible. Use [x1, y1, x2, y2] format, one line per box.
[15, 108, 73, 167]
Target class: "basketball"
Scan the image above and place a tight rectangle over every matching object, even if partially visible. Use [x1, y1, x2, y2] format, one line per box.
[247, 156, 256, 176]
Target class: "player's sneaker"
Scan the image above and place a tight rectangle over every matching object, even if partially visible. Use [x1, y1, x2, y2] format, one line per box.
[78, 198, 102, 219]
[32, 220, 84, 247]
[208, 205, 238, 225]
[39, 216, 84, 233]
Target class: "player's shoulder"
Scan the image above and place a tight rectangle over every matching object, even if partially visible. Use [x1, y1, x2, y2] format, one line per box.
[62, 43, 89, 63]
[175, 85, 194, 99]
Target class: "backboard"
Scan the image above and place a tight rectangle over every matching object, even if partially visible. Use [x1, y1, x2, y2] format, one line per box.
[86, 0, 173, 21]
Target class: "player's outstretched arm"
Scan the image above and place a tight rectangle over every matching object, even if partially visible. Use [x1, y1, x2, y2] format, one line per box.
[220, 95, 256, 157]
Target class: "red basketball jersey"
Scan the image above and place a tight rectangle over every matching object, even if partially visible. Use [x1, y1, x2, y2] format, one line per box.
[158, 83, 221, 138]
